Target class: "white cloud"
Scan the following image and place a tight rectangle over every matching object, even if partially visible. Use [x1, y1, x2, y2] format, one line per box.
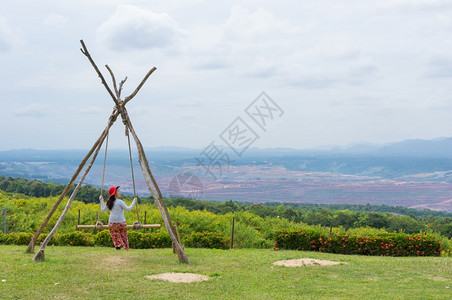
[97, 5, 182, 51]
[378, 0, 452, 13]
[43, 13, 67, 27]
[68, 106, 104, 115]
[170, 97, 204, 108]
[348, 57, 380, 84]
[423, 57, 452, 78]
[187, 6, 303, 78]
[0, 17, 19, 52]
[15, 103, 53, 118]
[224, 6, 300, 43]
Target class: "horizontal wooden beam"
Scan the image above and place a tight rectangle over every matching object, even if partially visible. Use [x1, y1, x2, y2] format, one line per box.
[77, 224, 161, 229]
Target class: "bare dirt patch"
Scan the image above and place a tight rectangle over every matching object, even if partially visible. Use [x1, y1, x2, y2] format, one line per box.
[272, 258, 347, 267]
[103, 256, 129, 265]
[426, 275, 450, 282]
[91, 256, 132, 272]
[145, 273, 210, 283]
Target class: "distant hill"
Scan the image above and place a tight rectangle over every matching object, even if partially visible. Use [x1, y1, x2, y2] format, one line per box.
[337, 137, 452, 158]
[1, 137, 452, 211]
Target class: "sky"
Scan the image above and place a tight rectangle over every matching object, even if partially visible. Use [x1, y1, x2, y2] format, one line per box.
[1, 0, 452, 151]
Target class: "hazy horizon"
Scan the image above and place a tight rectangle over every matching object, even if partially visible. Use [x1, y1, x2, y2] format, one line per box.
[2, 135, 451, 152]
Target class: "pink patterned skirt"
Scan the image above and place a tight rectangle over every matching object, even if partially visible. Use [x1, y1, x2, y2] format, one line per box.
[109, 222, 129, 250]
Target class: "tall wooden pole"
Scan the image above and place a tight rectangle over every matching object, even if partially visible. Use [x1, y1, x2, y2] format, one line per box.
[33, 122, 110, 261]
[26, 110, 119, 253]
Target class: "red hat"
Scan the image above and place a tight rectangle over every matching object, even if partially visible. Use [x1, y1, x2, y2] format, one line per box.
[108, 186, 120, 196]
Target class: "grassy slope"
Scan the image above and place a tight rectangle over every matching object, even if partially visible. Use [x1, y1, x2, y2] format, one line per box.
[0, 246, 451, 299]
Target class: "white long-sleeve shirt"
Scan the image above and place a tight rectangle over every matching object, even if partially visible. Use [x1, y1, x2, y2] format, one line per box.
[100, 198, 137, 223]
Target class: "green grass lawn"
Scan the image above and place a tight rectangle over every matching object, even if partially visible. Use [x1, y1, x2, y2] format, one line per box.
[0, 245, 451, 299]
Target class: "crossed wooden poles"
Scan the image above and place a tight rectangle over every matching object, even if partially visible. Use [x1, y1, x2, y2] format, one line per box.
[27, 40, 190, 263]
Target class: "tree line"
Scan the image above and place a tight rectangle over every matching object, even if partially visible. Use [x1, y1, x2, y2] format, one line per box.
[0, 176, 101, 203]
[163, 201, 452, 238]
[1, 176, 451, 238]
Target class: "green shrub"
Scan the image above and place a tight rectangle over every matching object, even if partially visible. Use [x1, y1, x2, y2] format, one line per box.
[94, 230, 114, 247]
[1, 232, 32, 245]
[93, 230, 172, 249]
[56, 231, 94, 246]
[231, 222, 270, 249]
[35, 233, 58, 246]
[274, 228, 442, 256]
[128, 231, 171, 249]
[184, 231, 230, 250]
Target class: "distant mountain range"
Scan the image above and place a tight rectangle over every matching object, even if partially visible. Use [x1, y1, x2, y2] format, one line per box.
[2, 136, 452, 160]
[1, 137, 452, 211]
[242, 137, 452, 158]
[334, 137, 452, 157]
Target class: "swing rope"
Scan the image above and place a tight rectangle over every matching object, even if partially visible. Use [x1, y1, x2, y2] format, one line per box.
[100, 132, 109, 198]
[96, 131, 109, 230]
[125, 126, 141, 227]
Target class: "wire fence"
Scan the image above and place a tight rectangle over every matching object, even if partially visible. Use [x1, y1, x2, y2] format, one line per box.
[2, 207, 6, 234]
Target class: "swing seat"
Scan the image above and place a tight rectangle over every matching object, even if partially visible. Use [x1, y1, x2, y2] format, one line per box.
[133, 221, 142, 229]
[76, 223, 161, 229]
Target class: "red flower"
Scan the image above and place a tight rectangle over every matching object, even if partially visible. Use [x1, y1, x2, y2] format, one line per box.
[275, 247, 279, 251]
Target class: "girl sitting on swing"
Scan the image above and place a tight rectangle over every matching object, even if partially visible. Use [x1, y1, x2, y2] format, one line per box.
[99, 186, 137, 250]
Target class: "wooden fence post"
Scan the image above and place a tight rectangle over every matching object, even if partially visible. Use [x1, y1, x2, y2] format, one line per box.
[231, 217, 235, 249]
[3, 207, 6, 234]
[77, 209, 81, 231]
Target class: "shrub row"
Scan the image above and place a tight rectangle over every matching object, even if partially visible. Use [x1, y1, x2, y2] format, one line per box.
[184, 231, 230, 250]
[0, 231, 172, 249]
[274, 228, 442, 256]
[0, 230, 230, 250]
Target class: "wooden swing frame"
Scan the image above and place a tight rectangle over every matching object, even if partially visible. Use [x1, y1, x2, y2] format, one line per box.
[26, 40, 189, 263]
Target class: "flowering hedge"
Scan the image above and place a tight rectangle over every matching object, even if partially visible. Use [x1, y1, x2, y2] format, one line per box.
[1, 232, 33, 245]
[274, 228, 442, 256]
